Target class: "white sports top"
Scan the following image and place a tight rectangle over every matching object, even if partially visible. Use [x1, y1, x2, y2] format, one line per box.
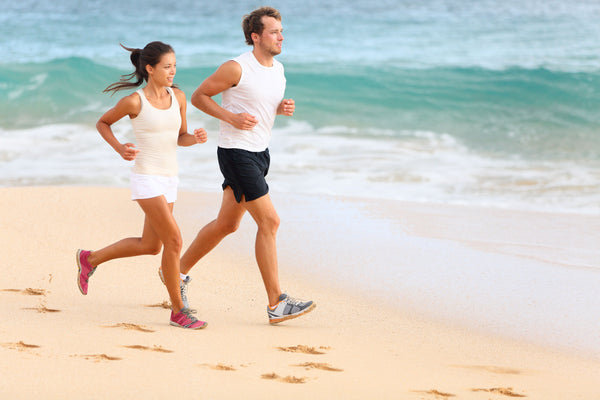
[130, 87, 181, 176]
[219, 51, 286, 152]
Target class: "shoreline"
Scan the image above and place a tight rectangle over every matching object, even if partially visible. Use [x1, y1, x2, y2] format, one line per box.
[267, 190, 600, 361]
[1, 186, 599, 399]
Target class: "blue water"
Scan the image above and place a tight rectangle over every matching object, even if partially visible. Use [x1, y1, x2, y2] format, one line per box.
[2, 0, 600, 212]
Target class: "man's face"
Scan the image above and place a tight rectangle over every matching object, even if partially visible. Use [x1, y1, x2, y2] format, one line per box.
[254, 16, 284, 56]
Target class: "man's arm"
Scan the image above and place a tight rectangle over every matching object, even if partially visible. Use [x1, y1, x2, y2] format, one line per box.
[191, 61, 258, 130]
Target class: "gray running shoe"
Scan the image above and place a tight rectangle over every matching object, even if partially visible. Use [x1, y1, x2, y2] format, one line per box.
[158, 267, 196, 313]
[267, 293, 316, 324]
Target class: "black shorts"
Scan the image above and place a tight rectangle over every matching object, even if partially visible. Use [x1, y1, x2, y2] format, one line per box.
[217, 147, 270, 203]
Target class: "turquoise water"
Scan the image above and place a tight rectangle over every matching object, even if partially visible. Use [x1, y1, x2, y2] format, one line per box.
[2, 0, 600, 212]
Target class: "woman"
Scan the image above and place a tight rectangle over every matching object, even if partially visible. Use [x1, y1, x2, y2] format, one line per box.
[76, 41, 207, 329]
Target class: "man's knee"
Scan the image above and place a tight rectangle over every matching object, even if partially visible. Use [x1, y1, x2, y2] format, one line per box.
[259, 213, 280, 234]
[217, 219, 241, 235]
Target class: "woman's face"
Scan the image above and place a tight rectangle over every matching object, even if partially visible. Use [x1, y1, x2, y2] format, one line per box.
[147, 52, 176, 86]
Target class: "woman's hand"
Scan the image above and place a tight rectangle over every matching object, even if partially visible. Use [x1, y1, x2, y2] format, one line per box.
[194, 128, 208, 143]
[119, 143, 140, 161]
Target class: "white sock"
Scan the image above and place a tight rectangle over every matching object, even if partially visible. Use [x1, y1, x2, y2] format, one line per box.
[180, 273, 189, 281]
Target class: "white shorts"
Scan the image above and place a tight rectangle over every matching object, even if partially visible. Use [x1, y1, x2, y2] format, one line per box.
[130, 172, 179, 203]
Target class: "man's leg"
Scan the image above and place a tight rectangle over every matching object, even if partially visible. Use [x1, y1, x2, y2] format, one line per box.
[180, 187, 246, 275]
[242, 193, 282, 306]
[244, 193, 316, 323]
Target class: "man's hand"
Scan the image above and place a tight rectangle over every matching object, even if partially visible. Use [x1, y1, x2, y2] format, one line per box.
[231, 112, 259, 130]
[278, 99, 295, 116]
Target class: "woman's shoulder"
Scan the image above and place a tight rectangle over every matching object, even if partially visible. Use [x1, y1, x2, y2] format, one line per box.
[112, 91, 142, 118]
[171, 87, 187, 104]
[121, 90, 142, 106]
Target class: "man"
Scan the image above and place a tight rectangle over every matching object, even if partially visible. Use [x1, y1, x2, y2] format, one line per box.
[171, 7, 315, 324]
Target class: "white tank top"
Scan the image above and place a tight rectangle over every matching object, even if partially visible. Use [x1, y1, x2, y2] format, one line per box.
[130, 87, 181, 176]
[219, 51, 286, 152]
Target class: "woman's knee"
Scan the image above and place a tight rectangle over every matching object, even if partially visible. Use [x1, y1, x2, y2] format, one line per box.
[141, 240, 162, 256]
[163, 233, 183, 253]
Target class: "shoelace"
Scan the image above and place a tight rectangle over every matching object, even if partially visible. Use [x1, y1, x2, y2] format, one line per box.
[284, 295, 304, 306]
[180, 280, 189, 298]
[177, 309, 197, 325]
[182, 308, 198, 320]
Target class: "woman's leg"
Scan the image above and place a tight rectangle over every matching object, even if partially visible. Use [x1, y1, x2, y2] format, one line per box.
[136, 196, 185, 312]
[77, 200, 165, 296]
[87, 214, 163, 267]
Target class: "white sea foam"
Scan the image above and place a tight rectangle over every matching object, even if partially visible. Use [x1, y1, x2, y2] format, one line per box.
[1, 119, 599, 214]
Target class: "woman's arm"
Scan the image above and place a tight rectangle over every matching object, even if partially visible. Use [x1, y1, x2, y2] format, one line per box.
[96, 93, 141, 160]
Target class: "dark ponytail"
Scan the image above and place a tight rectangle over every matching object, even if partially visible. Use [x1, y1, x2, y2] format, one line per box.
[103, 41, 175, 94]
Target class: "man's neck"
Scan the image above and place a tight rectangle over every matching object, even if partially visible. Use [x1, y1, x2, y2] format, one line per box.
[252, 48, 274, 67]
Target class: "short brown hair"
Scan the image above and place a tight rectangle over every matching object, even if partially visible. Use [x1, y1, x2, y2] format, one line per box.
[242, 7, 281, 46]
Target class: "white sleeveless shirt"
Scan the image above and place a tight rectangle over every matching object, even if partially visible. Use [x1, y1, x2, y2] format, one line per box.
[219, 51, 286, 152]
[130, 87, 181, 176]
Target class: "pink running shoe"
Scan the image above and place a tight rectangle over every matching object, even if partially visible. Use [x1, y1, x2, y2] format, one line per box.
[76, 249, 96, 295]
[170, 308, 207, 330]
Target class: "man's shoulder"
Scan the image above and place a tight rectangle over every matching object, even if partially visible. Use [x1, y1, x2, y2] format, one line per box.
[273, 58, 284, 69]
[219, 59, 243, 75]
[232, 51, 254, 65]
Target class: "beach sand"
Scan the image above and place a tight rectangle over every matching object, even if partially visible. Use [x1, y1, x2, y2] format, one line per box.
[1, 186, 599, 399]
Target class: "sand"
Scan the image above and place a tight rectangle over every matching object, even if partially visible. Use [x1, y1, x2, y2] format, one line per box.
[1, 186, 599, 399]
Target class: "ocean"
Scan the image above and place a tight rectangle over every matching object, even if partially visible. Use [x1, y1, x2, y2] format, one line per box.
[2, 0, 600, 357]
[2, 0, 600, 214]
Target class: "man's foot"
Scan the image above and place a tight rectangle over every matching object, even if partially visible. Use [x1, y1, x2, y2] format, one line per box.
[158, 267, 195, 313]
[170, 308, 207, 329]
[267, 293, 316, 324]
[76, 249, 96, 295]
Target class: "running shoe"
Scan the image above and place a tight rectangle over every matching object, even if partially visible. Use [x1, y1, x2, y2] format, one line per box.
[76, 249, 96, 295]
[170, 307, 207, 329]
[158, 267, 195, 313]
[267, 293, 316, 324]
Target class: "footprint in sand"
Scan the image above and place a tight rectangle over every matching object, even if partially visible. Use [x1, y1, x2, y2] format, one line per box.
[102, 323, 155, 333]
[261, 346, 337, 384]
[261, 373, 308, 384]
[22, 305, 61, 313]
[76, 354, 122, 362]
[276, 345, 329, 355]
[293, 362, 343, 372]
[412, 389, 456, 398]
[472, 387, 526, 397]
[1, 341, 41, 351]
[199, 363, 238, 371]
[145, 301, 171, 309]
[122, 345, 173, 353]
[2, 288, 47, 296]
[24, 288, 47, 296]
[3, 276, 53, 296]
[22, 297, 60, 313]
